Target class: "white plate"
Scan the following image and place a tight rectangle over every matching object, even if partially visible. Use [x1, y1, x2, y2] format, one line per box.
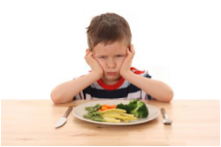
[73, 100, 160, 125]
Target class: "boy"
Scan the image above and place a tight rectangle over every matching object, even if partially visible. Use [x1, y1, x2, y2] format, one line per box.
[51, 13, 173, 104]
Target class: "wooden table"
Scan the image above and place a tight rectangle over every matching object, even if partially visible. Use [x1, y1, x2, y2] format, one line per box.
[1, 99, 220, 146]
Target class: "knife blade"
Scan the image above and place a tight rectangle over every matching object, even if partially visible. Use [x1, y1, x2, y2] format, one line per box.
[55, 106, 73, 128]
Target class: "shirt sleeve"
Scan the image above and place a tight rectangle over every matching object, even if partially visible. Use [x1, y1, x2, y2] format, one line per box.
[143, 71, 155, 100]
[73, 91, 84, 100]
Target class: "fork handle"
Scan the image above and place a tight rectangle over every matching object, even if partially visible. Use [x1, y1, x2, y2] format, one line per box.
[161, 108, 169, 119]
[63, 106, 73, 117]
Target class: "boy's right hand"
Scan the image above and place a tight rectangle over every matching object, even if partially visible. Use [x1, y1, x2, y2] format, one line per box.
[84, 49, 103, 78]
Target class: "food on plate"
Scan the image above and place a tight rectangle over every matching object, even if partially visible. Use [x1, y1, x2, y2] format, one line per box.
[85, 103, 102, 113]
[83, 99, 148, 123]
[101, 109, 137, 123]
[116, 99, 149, 118]
[83, 108, 137, 123]
[98, 104, 117, 111]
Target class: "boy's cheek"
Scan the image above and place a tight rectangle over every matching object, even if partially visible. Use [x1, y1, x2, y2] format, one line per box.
[94, 58, 102, 64]
[120, 58, 126, 64]
[96, 60, 105, 69]
[95, 58, 102, 64]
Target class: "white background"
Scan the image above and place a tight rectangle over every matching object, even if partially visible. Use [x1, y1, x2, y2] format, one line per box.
[0, 0, 220, 100]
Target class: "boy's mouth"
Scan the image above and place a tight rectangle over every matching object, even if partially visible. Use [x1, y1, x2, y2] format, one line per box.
[106, 72, 117, 76]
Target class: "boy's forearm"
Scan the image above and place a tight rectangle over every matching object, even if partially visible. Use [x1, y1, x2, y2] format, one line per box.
[122, 71, 173, 102]
[51, 71, 101, 104]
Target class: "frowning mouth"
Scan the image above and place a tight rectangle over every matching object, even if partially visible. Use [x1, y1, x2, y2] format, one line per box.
[106, 72, 117, 76]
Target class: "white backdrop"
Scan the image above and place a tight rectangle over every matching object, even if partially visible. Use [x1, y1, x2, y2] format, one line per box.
[0, 0, 220, 100]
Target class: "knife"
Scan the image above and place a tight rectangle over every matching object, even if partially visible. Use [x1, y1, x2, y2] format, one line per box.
[55, 106, 73, 128]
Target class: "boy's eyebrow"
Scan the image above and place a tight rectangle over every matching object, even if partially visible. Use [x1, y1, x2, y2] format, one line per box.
[96, 53, 126, 56]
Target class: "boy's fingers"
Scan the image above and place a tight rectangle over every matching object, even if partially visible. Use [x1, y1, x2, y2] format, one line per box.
[125, 45, 135, 60]
[87, 52, 96, 62]
[88, 52, 93, 57]
[84, 49, 90, 59]
[130, 44, 135, 55]
[127, 47, 133, 56]
[84, 54, 88, 60]
[127, 48, 131, 55]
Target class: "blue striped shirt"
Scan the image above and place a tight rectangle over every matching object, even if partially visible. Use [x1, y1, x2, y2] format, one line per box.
[73, 67, 153, 100]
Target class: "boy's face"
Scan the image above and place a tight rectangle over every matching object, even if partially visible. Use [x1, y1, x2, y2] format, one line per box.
[93, 41, 128, 84]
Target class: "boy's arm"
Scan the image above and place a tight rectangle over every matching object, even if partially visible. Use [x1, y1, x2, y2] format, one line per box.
[51, 71, 101, 104]
[122, 72, 173, 102]
[120, 45, 173, 102]
[51, 49, 103, 104]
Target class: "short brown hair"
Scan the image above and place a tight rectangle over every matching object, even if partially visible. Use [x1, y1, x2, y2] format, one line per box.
[86, 13, 132, 50]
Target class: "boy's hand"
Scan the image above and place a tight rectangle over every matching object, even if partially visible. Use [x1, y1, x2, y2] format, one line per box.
[120, 44, 135, 77]
[84, 49, 103, 78]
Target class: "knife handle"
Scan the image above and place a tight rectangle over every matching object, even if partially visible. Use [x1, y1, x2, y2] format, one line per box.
[63, 106, 73, 117]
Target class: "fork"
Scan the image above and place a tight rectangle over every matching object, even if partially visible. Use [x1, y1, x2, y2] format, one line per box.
[160, 108, 173, 125]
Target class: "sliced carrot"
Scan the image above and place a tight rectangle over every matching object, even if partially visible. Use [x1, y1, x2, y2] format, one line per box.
[101, 107, 108, 111]
[98, 104, 117, 111]
[102, 104, 116, 109]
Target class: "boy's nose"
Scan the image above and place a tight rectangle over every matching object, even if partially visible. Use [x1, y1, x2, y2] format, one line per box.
[107, 59, 116, 68]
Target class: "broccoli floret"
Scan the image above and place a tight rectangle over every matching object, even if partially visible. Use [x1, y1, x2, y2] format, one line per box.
[130, 101, 148, 118]
[116, 103, 131, 113]
[128, 99, 139, 105]
[116, 99, 149, 118]
[127, 99, 139, 110]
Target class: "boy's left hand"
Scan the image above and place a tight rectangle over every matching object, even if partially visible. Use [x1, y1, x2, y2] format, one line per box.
[120, 44, 135, 76]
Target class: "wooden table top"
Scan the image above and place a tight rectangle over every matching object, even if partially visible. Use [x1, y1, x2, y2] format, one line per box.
[1, 99, 220, 146]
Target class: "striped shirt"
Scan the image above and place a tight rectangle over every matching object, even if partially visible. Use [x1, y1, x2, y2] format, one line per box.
[73, 67, 153, 100]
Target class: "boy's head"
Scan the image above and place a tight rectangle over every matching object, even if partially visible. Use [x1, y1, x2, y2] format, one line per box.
[86, 13, 132, 50]
[86, 13, 132, 84]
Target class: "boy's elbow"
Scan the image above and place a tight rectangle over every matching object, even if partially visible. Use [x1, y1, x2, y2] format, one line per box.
[50, 91, 62, 104]
[157, 89, 173, 103]
[50, 90, 74, 104]
[165, 89, 174, 102]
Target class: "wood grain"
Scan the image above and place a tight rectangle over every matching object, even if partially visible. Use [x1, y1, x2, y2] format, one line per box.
[1, 99, 220, 146]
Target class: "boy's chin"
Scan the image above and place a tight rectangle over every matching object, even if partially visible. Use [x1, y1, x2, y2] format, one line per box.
[106, 76, 121, 81]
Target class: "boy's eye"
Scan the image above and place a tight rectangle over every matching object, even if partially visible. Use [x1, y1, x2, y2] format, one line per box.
[116, 55, 125, 57]
[98, 55, 125, 59]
